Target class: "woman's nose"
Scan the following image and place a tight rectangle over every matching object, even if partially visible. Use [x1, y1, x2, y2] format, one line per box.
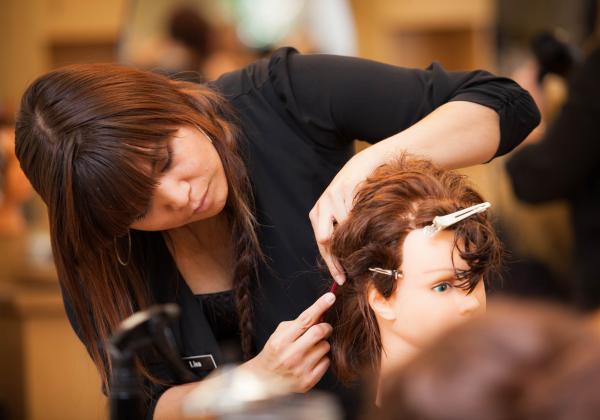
[156, 177, 190, 211]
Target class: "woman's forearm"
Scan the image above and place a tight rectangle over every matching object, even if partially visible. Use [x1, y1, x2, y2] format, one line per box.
[372, 101, 500, 169]
[153, 381, 200, 420]
[153, 358, 258, 419]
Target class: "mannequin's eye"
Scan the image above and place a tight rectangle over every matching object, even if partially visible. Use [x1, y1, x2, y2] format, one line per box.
[432, 282, 452, 293]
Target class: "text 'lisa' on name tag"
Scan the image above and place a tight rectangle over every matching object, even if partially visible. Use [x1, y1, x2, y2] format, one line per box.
[182, 354, 217, 373]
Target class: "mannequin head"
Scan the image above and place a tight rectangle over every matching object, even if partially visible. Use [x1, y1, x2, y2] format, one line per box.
[326, 155, 502, 384]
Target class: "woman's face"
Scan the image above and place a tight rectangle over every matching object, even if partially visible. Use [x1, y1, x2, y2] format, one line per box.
[130, 126, 228, 231]
[385, 228, 486, 348]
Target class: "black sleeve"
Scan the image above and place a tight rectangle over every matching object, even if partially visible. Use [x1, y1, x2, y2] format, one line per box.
[266, 47, 540, 157]
[506, 47, 600, 203]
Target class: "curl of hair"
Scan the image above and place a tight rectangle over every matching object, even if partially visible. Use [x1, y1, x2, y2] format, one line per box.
[325, 155, 502, 384]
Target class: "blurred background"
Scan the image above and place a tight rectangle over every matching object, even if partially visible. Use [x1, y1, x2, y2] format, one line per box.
[0, 0, 599, 419]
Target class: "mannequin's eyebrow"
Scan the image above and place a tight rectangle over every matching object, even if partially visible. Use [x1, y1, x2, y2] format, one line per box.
[421, 268, 455, 274]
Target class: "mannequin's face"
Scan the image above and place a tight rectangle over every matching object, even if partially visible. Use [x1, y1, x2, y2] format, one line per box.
[371, 228, 486, 351]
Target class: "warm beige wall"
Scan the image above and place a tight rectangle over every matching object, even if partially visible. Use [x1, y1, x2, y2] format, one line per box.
[350, 0, 496, 70]
[0, 2, 124, 418]
[0, 0, 48, 105]
[0, 0, 125, 106]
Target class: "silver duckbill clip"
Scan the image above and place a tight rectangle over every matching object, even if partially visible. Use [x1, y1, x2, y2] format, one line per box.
[368, 267, 402, 280]
[423, 202, 491, 237]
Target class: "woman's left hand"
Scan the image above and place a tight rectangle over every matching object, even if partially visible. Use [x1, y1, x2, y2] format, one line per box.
[310, 144, 387, 285]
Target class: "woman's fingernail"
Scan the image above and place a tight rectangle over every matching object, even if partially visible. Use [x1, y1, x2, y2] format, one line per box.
[335, 275, 345, 285]
[324, 292, 336, 304]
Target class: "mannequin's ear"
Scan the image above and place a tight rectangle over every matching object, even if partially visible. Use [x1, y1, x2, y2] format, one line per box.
[367, 284, 396, 321]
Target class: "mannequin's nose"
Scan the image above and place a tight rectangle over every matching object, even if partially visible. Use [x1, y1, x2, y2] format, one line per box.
[458, 291, 482, 316]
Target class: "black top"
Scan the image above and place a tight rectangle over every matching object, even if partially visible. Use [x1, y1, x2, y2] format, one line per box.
[196, 290, 242, 362]
[506, 45, 600, 310]
[63, 47, 540, 419]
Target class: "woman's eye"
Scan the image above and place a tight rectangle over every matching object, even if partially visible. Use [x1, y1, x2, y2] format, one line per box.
[433, 283, 452, 293]
[157, 145, 173, 174]
[159, 154, 172, 173]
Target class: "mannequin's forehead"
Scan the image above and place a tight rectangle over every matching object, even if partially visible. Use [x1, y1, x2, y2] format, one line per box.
[401, 229, 468, 274]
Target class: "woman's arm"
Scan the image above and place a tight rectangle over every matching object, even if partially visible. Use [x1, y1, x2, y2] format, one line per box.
[310, 101, 501, 284]
[266, 48, 540, 157]
[263, 48, 540, 284]
[374, 100, 500, 169]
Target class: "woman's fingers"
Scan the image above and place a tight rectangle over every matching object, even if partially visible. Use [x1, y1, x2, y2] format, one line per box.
[300, 335, 331, 371]
[293, 293, 335, 336]
[310, 192, 349, 285]
[287, 322, 332, 358]
[319, 243, 345, 285]
[275, 293, 335, 344]
[301, 356, 331, 392]
[278, 322, 332, 376]
[255, 295, 336, 393]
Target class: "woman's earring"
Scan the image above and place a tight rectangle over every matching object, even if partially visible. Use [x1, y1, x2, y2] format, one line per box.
[193, 125, 213, 143]
[114, 230, 132, 266]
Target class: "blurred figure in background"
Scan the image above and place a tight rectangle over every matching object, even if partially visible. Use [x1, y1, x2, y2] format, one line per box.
[507, 22, 600, 311]
[130, 5, 256, 82]
[0, 106, 31, 235]
[376, 299, 600, 420]
[0, 105, 34, 283]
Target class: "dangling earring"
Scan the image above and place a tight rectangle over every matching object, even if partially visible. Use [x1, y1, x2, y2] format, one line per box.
[193, 124, 213, 144]
[114, 230, 132, 266]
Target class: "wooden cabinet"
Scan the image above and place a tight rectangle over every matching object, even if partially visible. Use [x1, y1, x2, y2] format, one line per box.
[351, 0, 496, 70]
[0, 279, 106, 420]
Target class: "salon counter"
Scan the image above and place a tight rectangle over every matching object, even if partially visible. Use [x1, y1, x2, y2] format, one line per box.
[0, 269, 106, 420]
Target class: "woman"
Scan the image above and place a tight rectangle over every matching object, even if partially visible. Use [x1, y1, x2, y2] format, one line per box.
[15, 47, 539, 418]
[325, 156, 501, 398]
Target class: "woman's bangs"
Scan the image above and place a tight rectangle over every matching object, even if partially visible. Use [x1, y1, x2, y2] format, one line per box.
[73, 134, 168, 242]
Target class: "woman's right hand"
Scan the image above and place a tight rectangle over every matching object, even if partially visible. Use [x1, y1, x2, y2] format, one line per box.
[246, 292, 336, 392]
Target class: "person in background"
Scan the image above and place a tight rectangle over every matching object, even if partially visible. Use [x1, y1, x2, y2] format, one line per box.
[130, 5, 256, 83]
[0, 106, 33, 284]
[376, 299, 600, 420]
[0, 107, 31, 235]
[507, 41, 600, 311]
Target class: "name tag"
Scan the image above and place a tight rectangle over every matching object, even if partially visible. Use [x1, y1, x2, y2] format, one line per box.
[182, 354, 217, 373]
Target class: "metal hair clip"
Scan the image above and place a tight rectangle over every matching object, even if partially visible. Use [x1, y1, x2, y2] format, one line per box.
[423, 202, 491, 237]
[368, 267, 403, 280]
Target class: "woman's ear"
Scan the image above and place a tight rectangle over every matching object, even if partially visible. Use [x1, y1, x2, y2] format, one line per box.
[367, 284, 396, 321]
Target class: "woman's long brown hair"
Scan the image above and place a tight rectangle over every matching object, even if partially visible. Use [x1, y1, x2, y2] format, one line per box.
[15, 64, 261, 389]
[326, 155, 503, 384]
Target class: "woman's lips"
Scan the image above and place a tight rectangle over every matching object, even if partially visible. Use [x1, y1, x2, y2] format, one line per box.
[193, 185, 209, 213]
